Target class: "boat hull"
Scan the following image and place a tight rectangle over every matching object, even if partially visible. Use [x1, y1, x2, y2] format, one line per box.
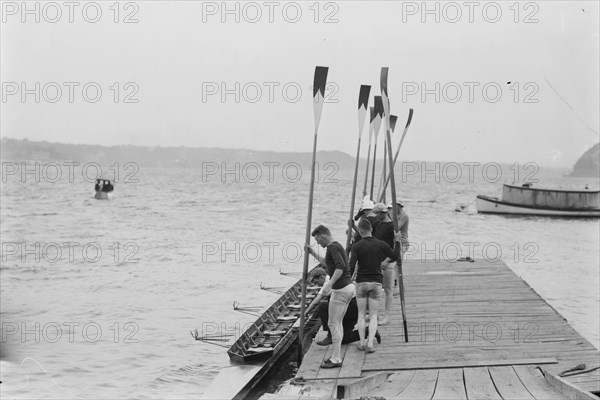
[502, 183, 600, 209]
[476, 195, 600, 217]
[226, 282, 318, 363]
[94, 191, 110, 200]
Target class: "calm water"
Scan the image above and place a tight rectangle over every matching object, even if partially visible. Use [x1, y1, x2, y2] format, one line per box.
[1, 163, 598, 398]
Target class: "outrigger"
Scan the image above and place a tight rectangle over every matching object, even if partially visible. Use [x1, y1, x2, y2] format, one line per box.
[197, 267, 322, 399]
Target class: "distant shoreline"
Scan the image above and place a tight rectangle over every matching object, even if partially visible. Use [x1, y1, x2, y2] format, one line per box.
[0, 137, 587, 175]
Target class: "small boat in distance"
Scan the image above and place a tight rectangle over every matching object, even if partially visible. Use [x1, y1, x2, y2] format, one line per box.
[94, 179, 114, 200]
[476, 183, 600, 217]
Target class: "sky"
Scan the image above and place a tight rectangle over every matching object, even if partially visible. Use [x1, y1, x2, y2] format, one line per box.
[1, 0, 599, 168]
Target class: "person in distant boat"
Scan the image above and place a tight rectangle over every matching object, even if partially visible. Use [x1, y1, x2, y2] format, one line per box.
[305, 268, 381, 346]
[95, 179, 103, 192]
[306, 225, 354, 369]
[349, 218, 396, 352]
[103, 180, 114, 192]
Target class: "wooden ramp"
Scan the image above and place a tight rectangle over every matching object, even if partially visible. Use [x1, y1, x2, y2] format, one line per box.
[265, 259, 600, 399]
[201, 363, 265, 400]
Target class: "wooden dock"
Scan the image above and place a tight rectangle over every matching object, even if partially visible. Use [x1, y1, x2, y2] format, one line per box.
[262, 259, 600, 399]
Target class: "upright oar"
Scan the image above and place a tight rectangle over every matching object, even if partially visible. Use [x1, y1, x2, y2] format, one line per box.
[362, 107, 375, 197]
[377, 114, 398, 202]
[379, 109, 414, 203]
[381, 67, 408, 342]
[299, 66, 329, 361]
[370, 96, 383, 200]
[346, 85, 371, 252]
[381, 131, 387, 204]
[386, 129, 408, 342]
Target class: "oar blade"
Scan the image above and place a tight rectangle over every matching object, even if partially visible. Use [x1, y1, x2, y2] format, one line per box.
[313, 66, 329, 132]
[405, 108, 414, 130]
[390, 115, 398, 133]
[380, 67, 390, 123]
[357, 85, 371, 136]
[373, 96, 383, 139]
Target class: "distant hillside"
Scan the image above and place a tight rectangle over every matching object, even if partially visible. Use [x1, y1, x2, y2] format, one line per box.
[570, 143, 599, 177]
[0, 138, 356, 170]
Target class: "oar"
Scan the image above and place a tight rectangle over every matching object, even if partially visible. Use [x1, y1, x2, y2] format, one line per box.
[370, 96, 383, 200]
[298, 66, 329, 362]
[346, 85, 371, 253]
[377, 115, 398, 202]
[388, 132, 409, 343]
[381, 132, 387, 204]
[379, 68, 390, 204]
[378, 109, 414, 202]
[362, 107, 375, 198]
[381, 67, 409, 342]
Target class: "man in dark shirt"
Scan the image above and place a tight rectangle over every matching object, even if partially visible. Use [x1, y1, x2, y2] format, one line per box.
[306, 225, 354, 368]
[305, 268, 381, 346]
[349, 218, 396, 353]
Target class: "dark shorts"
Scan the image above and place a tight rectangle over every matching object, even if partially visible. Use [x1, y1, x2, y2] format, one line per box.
[356, 282, 382, 300]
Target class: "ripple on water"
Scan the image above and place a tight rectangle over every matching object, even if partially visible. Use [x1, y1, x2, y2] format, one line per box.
[1, 167, 598, 399]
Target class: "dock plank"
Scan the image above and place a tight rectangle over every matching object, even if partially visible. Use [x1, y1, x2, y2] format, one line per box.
[337, 343, 365, 379]
[432, 368, 466, 400]
[276, 260, 600, 398]
[463, 367, 502, 400]
[370, 370, 415, 398]
[512, 365, 565, 400]
[489, 366, 536, 400]
[315, 344, 348, 380]
[295, 337, 328, 380]
[396, 369, 438, 399]
[540, 369, 599, 400]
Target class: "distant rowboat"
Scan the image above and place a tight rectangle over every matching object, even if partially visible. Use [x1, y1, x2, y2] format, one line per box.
[94, 179, 114, 200]
[476, 183, 600, 217]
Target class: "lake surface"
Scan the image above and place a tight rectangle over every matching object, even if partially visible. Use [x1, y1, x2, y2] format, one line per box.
[1, 162, 598, 398]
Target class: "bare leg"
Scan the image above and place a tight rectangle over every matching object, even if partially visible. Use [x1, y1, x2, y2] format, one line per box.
[356, 296, 368, 347]
[381, 267, 393, 325]
[328, 295, 351, 363]
[367, 296, 380, 347]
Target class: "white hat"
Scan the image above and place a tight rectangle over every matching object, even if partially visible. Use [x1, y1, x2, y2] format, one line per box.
[360, 196, 374, 211]
[387, 201, 404, 208]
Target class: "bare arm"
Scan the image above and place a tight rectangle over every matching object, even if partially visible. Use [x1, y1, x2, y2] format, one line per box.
[305, 292, 324, 315]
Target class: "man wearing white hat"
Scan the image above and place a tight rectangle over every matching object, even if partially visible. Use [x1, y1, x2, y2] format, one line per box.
[349, 196, 377, 250]
[353, 195, 376, 223]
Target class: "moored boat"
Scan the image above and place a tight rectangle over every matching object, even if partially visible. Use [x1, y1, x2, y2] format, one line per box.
[226, 275, 320, 363]
[476, 183, 600, 217]
[198, 267, 321, 400]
